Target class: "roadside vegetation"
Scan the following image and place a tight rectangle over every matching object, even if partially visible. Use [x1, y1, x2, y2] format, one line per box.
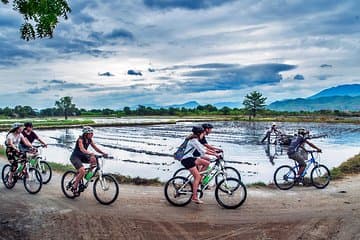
[330, 153, 360, 180]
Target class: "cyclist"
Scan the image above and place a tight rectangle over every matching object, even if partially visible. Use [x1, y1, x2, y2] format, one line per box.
[180, 126, 220, 204]
[201, 123, 223, 153]
[5, 123, 33, 184]
[287, 128, 322, 179]
[261, 122, 282, 144]
[20, 122, 47, 152]
[70, 126, 108, 196]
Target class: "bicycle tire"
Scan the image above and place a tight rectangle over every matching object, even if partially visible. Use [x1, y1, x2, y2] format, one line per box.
[164, 176, 192, 207]
[38, 160, 52, 184]
[93, 174, 119, 205]
[215, 178, 247, 209]
[2, 164, 16, 189]
[23, 167, 43, 194]
[172, 168, 191, 178]
[61, 170, 77, 199]
[215, 166, 241, 186]
[274, 165, 296, 190]
[311, 164, 331, 189]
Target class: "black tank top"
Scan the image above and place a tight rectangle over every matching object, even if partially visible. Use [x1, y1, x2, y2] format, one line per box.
[72, 136, 92, 155]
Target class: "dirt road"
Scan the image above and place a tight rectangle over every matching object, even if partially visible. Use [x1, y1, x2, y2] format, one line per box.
[0, 161, 359, 240]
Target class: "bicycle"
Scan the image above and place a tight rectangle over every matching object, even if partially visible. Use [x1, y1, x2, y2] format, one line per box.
[172, 153, 241, 186]
[2, 152, 43, 194]
[61, 155, 119, 205]
[273, 150, 331, 190]
[164, 158, 247, 209]
[26, 145, 52, 184]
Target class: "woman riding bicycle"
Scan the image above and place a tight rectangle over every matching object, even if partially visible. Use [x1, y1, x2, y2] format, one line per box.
[287, 128, 322, 179]
[70, 126, 108, 196]
[180, 126, 220, 204]
[5, 123, 33, 184]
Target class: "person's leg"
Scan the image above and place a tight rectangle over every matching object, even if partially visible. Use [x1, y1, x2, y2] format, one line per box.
[73, 167, 85, 190]
[293, 152, 306, 177]
[195, 158, 210, 173]
[188, 166, 202, 202]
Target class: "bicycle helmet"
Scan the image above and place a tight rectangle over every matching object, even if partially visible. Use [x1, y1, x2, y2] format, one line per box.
[82, 126, 94, 134]
[11, 122, 23, 131]
[192, 126, 204, 135]
[271, 122, 277, 126]
[202, 123, 213, 129]
[24, 122, 33, 128]
[298, 128, 308, 135]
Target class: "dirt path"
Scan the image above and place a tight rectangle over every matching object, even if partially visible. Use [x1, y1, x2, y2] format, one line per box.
[0, 160, 359, 240]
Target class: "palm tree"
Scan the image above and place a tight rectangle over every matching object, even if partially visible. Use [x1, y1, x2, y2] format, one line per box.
[243, 91, 267, 120]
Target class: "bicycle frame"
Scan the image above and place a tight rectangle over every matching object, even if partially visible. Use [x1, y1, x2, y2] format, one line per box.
[292, 151, 320, 178]
[177, 159, 229, 194]
[80, 156, 108, 191]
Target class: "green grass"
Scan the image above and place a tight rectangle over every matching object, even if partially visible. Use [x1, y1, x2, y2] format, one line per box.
[246, 181, 268, 188]
[0, 119, 95, 131]
[331, 152, 360, 180]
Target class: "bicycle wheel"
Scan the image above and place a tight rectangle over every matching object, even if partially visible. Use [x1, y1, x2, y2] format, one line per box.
[164, 176, 192, 207]
[61, 170, 77, 199]
[23, 167, 42, 194]
[93, 174, 119, 205]
[311, 164, 330, 189]
[274, 165, 296, 190]
[172, 168, 191, 178]
[2, 164, 16, 189]
[38, 160, 52, 184]
[215, 166, 241, 186]
[215, 177, 247, 209]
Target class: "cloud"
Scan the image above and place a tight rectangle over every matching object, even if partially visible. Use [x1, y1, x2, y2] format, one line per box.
[177, 63, 296, 91]
[143, 0, 235, 10]
[26, 80, 92, 94]
[320, 64, 333, 68]
[105, 29, 135, 41]
[128, 70, 143, 76]
[98, 72, 115, 77]
[293, 74, 305, 80]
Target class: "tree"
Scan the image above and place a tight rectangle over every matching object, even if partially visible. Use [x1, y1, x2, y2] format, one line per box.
[55, 96, 76, 120]
[1, 0, 71, 41]
[243, 91, 267, 119]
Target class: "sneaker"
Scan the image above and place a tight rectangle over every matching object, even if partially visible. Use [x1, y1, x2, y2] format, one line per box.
[191, 198, 204, 204]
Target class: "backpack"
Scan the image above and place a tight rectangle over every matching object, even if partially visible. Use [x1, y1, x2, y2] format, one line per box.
[173, 139, 194, 161]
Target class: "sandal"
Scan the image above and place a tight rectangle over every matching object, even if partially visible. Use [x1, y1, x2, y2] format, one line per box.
[71, 187, 80, 197]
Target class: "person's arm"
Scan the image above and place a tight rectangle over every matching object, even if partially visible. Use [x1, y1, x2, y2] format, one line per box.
[6, 137, 19, 151]
[90, 141, 107, 156]
[20, 134, 33, 148]
[78, 138, 93, 155]
[304, 140, 322, 152]
[34, 131, 47, 147]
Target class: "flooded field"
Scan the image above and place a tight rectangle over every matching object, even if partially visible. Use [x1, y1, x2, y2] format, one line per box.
[1, 121, 359, 184]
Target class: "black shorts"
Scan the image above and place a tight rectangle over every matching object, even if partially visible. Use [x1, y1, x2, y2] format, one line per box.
[181, 157, 196, 169]
[70, 153, 91, 169]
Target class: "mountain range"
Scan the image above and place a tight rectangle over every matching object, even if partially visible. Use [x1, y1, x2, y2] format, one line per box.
[140, 84, 360, 111]
[268, 84, 360, 111]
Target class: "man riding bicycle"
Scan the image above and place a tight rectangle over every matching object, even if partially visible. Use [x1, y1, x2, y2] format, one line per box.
[70, 126, 108, 196]
[287, 128, 322, 179]
[19, 122, 47, 152]
[200, 123, 223, 153]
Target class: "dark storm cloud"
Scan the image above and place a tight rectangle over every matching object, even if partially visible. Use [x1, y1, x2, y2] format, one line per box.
[98, 72, 115, 77]
[320, 64, 333, 68]
[178, 63, 296, 91]
[143, 0, 235, 10]
[293, 74, 305, 80]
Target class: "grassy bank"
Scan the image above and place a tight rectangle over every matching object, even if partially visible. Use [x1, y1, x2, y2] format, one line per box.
[330, 153, 360, 180]
[0, 119, 95, 131]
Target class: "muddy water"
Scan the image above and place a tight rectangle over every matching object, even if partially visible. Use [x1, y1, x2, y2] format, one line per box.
[1, 121, 359, 184]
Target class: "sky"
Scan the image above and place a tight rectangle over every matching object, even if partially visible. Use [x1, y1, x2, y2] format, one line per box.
[0, 0, 359, 109]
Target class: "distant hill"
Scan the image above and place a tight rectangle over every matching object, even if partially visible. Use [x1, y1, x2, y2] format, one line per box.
[268, 96, 360, 111]
[268, 84, 360, 111]
[309, 84, 360, 99]
[168, 101, 200, 109]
